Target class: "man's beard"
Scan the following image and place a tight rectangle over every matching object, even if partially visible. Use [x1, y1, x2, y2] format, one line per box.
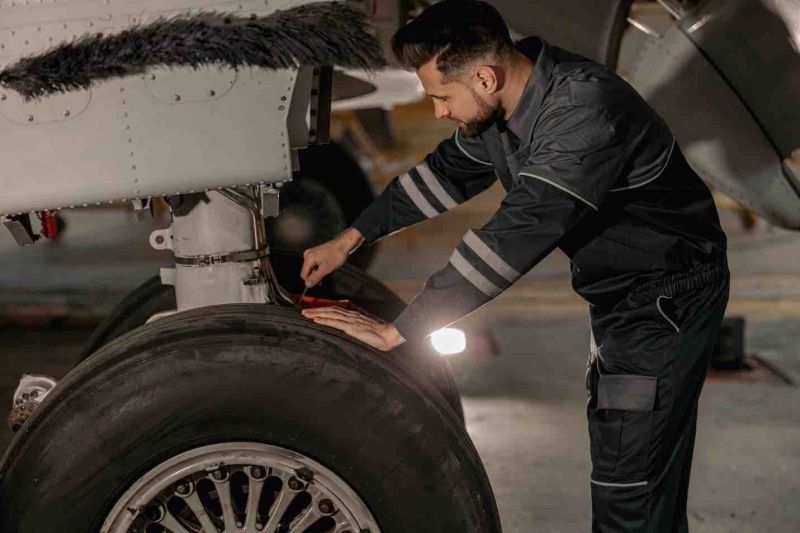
[460, 90, 503, 138]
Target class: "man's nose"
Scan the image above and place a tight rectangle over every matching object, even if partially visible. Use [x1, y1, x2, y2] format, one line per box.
[433, 101, 450, 120]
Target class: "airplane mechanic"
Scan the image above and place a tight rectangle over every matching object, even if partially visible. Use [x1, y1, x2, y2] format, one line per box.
[299, 1, 729, 531]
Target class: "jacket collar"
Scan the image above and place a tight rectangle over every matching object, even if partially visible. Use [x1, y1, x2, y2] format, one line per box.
[506, 37, 555, 144]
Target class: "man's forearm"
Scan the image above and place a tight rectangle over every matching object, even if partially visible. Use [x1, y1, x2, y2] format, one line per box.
[338, 227, 365, 254]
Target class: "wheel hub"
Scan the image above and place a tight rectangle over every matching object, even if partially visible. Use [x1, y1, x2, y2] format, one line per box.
[101, 442, 379, 533]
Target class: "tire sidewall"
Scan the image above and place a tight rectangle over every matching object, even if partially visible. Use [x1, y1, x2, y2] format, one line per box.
[1, 307, 497, 532]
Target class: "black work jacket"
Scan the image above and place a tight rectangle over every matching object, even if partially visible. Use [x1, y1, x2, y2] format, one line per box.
[351, 37, 727, 341]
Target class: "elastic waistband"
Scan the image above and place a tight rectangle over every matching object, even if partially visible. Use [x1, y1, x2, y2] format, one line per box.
[628, 259, 729, 306]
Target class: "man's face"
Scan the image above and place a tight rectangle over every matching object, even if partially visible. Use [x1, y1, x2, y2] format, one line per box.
[417, 59, 501, 138]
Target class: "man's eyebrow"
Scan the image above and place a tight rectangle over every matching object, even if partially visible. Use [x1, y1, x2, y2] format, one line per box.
[426, 93, 447, 99]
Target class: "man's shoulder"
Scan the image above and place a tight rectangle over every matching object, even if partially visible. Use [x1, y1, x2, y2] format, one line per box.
[547, 52, 639, 112]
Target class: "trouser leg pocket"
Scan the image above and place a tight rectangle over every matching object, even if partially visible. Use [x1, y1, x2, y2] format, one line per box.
[589, 373, 657, 484]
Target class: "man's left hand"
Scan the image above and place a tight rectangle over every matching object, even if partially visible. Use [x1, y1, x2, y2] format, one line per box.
[301, 307, 406, 351]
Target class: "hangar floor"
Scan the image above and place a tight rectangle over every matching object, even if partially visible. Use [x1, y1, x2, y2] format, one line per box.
[1, 100, 799, 531]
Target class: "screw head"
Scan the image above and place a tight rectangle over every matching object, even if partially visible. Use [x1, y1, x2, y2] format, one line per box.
[27, 115, 34, 122]
[211, 469, 226, 480]
[250, 466, 266, 479]
[175, 482, 191, 495]
[63, 110, 71, 117]
[208, 90, 216, 97]
[173, 94, 181, 102]
[318, 499, 334, 514]
[287, 477, 302, 491]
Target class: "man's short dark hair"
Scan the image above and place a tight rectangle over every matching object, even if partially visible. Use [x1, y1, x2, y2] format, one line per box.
[391, 0, 514, 79]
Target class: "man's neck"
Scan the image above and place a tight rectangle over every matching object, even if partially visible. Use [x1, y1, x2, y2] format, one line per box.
[501, 51, 535, 121]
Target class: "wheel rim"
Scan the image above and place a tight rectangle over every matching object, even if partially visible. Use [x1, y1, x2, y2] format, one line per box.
[101, 442, 380, 533]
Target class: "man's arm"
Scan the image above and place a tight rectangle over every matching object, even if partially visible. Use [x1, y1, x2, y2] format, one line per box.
[393, 105, 626, 341]
[350, 128, 497, 243]
[301, 129, 497, 287]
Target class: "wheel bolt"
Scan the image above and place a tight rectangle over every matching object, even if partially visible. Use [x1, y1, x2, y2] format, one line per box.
[250, 466, 266, 479]
[287, 477, 302, 491]
[211, 469, 226, 481]
[318, 499, 334, 514]
[175, 482, 191, 495]
[235, 520, 243, 528]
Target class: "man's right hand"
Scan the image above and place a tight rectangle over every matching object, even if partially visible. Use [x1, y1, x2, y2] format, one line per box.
[301, 228, 365, 288]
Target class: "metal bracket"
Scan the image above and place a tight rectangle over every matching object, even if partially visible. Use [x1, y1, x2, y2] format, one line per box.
[309, 66, 333, 145]
[260, 185, 280, 219]
[174, 246, 270, 267]
[2, 214, 39, 246]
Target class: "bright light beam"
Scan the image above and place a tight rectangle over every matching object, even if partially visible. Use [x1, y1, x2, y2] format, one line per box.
[430, 327, 466, 356]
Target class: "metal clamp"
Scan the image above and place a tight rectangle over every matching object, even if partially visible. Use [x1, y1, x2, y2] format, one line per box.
[175, 246, 270, 267]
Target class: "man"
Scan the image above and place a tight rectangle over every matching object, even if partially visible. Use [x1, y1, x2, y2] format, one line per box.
[301, 1, 729, 531]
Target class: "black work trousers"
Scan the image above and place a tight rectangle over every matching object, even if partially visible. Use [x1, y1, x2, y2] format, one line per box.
[586, 261, 729, 532]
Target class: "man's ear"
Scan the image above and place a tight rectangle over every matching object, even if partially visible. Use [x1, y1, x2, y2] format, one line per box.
[474, 64, 500, 94]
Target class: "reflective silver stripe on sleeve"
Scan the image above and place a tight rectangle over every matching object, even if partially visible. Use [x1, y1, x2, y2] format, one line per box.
[610, 139, 675, 192]
[399, 173, 438, 218]
[449, 249, 502, 297]
[416, 162, 458, 210]
[463, 230, 520, 283]
[518, 172, 599, 210]
[590, 479, 648, 488]
[454, 129, 493, 166]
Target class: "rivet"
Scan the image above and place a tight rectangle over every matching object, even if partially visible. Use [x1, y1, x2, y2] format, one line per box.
[278, 105, 285, 111]
[63, 110, 70, 117]
[131, 164, 136, 170]
[123, 111, 128, 117]
[150, 74, 156, 80]
[174, 94, 181, 102]
[27, 115, 34, 122]
[0, 94, 6, 101]
[208, 90, 216, 97]
[280, 96, 286, 101]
